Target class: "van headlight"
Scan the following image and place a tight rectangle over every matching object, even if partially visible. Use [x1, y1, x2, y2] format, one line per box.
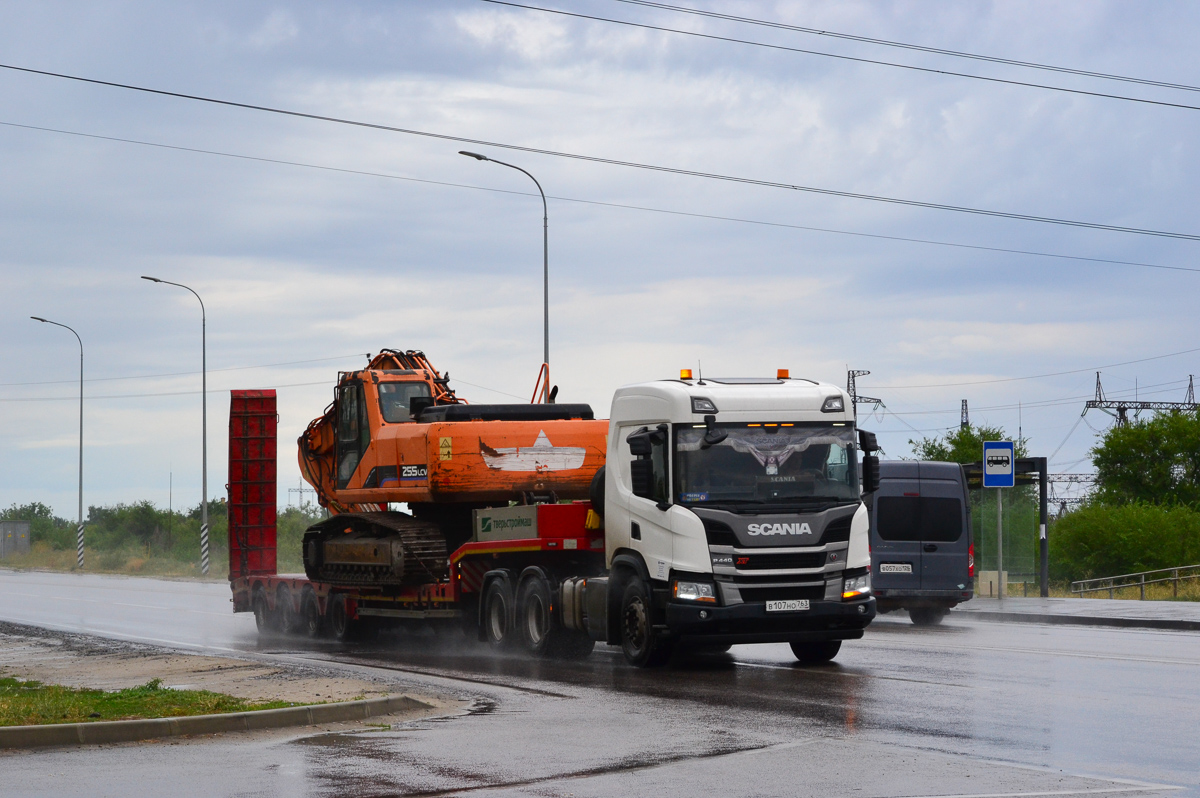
[674, 581, 717, 603]
[843, 573, 871, 600]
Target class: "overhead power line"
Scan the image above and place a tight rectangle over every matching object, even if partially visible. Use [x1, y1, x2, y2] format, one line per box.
[610, 0, 1200, 95]
[1, 63, 1198, 241]
[5, 120, 1196, 275]
[480, 1, 1200, 115]
[0, 351, 370, 387]
[861, 345, 1200, 390]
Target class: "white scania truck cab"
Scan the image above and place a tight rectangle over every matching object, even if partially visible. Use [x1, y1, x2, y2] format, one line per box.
[570, 371, 880, 666]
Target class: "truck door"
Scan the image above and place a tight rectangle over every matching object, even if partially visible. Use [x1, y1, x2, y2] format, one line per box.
[872, 475, 923, 592]
[622, 423, 674, 581]
[335, 381, 370, 489]
[917, 464, 969, 591]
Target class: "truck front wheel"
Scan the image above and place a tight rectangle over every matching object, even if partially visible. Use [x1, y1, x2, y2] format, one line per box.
[790, 640, 841, 663]
[620, 579, 673, 667]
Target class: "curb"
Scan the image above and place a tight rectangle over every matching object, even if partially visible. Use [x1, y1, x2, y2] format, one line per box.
[951, 609, 1200, 632]
[0, 694, 432, 749]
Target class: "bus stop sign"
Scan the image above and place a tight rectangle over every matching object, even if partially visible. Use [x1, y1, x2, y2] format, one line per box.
[982, 441, 1015, 488]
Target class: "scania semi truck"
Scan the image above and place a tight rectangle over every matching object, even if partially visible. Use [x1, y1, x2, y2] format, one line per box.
[229, 359, 880, 666]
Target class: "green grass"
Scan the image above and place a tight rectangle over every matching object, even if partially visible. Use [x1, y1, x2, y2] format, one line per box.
[0, 678, 306, 726]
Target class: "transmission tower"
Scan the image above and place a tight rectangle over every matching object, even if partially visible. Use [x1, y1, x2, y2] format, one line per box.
[846, 369, 881, 419]
[960, 399, 969, 431]
[1084, 373, 1199, 426]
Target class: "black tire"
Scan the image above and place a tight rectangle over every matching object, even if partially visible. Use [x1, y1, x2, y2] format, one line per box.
[276, 586, 298, 635]
[301, 590, 324, 638]
[790, 640, 841, 663]
[909, 607, 947, 626]
[516, 576, 554, 656]
[482, 579, 515, 648]
[252, 587, 275, 634]
[589, 466, 606, 515]
[620, 578, 673, 667]
[328, 594, 352, 641]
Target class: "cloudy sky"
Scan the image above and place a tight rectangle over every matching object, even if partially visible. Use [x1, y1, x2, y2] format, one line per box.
[2, 0, 1197, 518]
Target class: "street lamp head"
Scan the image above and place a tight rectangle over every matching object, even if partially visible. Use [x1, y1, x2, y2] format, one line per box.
[141, 276, 162, 283]
[459, 150, 489, 161]
[31, 316, 48, 323]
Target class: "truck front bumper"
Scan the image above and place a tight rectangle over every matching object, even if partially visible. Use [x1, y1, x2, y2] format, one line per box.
[663, 596, 876, 644]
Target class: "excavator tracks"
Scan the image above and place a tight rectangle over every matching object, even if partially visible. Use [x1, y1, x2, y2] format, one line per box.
[302, 511, 448, 587]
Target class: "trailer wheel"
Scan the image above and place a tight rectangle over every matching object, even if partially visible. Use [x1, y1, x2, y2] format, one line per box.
[789, 640, 841, 663]
[301, 590, 323, 638]
[482, 580, 514, 648]
[619, 578, 673, 667]
[276, 585, 298, 635]
[252, 587, 279, 634]
[909, 607, 947, 627]
[328, 594, 358, 641]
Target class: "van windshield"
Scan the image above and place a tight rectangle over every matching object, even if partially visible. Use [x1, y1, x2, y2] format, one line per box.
[675, 423, 859, 506]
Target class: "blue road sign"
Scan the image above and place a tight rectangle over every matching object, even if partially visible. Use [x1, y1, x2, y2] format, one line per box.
[983, 441, 1015, 488]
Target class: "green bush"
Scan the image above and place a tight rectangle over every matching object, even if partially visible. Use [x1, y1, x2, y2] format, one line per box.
[1050, 502, 1200, 581]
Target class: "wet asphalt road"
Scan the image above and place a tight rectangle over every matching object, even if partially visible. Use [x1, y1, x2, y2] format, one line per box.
[1, 570, 1197, 798]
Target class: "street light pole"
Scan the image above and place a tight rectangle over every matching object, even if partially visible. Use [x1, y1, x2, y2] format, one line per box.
[142, 276, 209, 575]
[459, 150, 551, 402]
[31, 316, 85, 569]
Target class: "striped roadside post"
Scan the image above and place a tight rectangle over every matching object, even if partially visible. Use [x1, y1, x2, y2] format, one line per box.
[31, 317, 85, 570]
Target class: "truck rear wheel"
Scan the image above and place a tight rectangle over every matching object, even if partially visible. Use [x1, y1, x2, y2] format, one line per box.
[620, 578, 673, 667]
[790, 640, 841, 663]
[483, 579, 515, 648]
[515, 576, 596, 659]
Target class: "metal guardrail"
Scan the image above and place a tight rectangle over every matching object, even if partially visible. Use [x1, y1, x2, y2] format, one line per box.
[1071, 564, 1200, 599]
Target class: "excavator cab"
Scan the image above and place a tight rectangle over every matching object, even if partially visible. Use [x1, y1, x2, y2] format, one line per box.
[377, 380, 432, 423]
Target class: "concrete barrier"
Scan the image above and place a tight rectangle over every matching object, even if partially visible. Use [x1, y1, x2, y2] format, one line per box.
[0, 694, 431, 749]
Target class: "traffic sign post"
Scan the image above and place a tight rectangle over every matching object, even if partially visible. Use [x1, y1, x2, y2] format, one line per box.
[983, 441, 1015, 599]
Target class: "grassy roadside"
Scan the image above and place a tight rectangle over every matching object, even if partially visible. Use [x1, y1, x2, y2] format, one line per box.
[0, 678, 310, 726]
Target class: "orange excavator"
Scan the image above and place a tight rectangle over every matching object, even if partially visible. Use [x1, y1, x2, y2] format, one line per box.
[297, 350, 606, 587]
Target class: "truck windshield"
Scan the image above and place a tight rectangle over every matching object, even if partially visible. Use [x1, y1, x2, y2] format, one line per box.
[675, 423, 858, 506]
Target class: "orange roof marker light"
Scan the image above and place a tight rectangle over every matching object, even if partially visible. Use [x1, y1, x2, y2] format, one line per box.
[680, 368, 694, 380]
[777, 369, 790, 379]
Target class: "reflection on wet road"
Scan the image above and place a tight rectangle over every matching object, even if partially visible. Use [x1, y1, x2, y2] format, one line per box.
[1, 570, 1196, 797]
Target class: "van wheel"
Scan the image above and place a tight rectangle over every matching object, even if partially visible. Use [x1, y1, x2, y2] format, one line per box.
[790, 640, 841, 663]
[483, 580, 515, 648]
[910, 607, 947, 626]
[620, 578, 673, 667]
[301, 590, 323, 638]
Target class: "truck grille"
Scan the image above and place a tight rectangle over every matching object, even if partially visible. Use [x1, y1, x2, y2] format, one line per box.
[703, 515, 853, 546]
[702, 519, 738, 547]
[739, 585, 826, 603]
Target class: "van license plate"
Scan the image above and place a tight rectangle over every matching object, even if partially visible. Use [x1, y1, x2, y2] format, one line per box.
[766, 600, 809, 612]
[879, 563, 913, 574]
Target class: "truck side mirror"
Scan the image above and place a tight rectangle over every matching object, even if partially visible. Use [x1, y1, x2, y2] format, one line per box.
[700, 415, 727, 449]
[861, 454, 881, 494]
[858, 429, 879, 453]
[627, 427, 652, 456]
[630, 459, 655, 500]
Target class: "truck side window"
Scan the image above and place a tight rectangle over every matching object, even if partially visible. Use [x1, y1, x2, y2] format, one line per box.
[336, 382, 370, 489]
[628, 424, 670, 506]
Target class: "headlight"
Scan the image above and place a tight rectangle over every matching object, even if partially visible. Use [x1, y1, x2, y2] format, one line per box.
[843, 573, 871, 599]
[674, 581, 717, 603]
[822, 395, 845, 413]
